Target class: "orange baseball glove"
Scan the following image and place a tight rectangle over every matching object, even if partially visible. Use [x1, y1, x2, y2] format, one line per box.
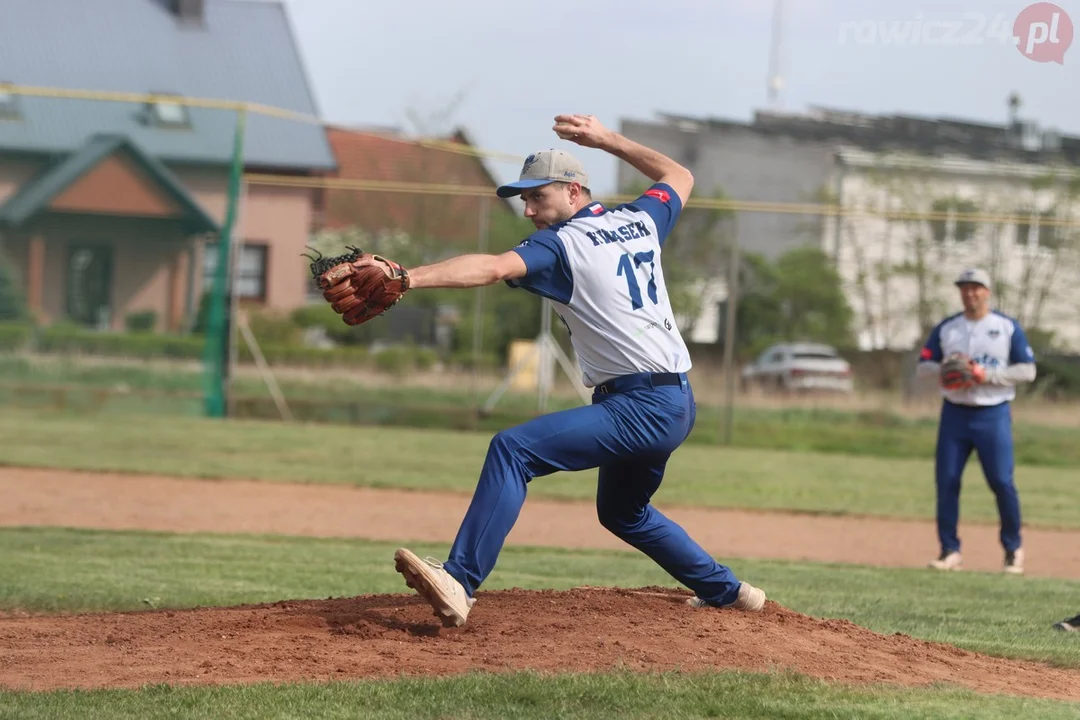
[307, 246, 411, 326]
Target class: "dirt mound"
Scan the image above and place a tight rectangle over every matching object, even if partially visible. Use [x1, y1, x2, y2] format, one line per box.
[1, 587, 1078, 700]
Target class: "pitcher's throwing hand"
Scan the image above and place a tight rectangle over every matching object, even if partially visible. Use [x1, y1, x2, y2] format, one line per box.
[552, 114, 610, 147]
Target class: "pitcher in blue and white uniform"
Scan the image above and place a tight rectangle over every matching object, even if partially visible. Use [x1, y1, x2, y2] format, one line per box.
[391, 114, 767, 627]
[917, 268, 1037, 575]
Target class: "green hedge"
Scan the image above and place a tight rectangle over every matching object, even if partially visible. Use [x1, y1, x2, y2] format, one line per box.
[36, 323, 204, 359]
[7, 321, 1080, 400]
[2, 323, 447, 371]
[0, 322, 33, 350]
[1031, 355, 1080, 400]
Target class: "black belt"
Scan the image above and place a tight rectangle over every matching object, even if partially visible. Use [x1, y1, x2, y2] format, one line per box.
[595, 372, 684, 394]
[944, 399, 1009, 410]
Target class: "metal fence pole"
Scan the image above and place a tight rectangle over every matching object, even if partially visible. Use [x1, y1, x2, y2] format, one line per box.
[203, 107, 246, 418]
[471, 195, 491, 402]
[720, 236, 740, 446]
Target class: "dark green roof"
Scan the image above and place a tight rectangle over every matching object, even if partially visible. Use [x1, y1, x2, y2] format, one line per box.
[0, 134, 221, 235]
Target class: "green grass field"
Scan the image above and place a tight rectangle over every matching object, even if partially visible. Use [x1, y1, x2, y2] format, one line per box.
[1, 527, 1079, 718]
[4, 671, 1078, 720]
[4, 354, 1080, 465]
[3, 401, 1079, 717]
[1, 409, 1077, 528]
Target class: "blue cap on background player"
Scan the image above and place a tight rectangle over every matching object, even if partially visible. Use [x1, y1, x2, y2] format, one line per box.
[497, 149, 589, 198]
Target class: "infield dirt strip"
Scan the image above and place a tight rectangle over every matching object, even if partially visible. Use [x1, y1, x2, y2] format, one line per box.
[3, 467, 1079, 578]
[1, 467, 1080, 699]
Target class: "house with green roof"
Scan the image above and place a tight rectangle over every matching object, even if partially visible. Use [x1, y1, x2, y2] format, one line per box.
[0, 0, 335, 332]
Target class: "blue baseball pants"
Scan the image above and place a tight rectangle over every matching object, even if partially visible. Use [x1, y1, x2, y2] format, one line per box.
[442, 371, 743, 607]
[935, 400, 1023, 554]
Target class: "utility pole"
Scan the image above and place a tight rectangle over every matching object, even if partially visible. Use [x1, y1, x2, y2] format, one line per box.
[766, 0, 786, 110]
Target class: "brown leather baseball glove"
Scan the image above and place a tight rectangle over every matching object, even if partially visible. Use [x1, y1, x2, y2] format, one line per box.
[307, 246, 411, 326]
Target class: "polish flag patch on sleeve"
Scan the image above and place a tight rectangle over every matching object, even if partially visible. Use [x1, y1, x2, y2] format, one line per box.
[644, 188, 670, 203]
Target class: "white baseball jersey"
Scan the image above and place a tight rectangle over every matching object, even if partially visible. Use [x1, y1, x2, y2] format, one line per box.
[507, 183, 691, 387]
[920, 311, 1036, 406]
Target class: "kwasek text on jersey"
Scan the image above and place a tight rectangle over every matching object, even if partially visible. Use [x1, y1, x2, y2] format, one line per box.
[586, 221, 652, 246]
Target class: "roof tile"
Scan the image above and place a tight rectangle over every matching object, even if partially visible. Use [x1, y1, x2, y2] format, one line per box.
[321, 128, 516, 245]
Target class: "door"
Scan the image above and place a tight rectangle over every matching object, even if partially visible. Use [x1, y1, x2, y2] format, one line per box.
[66, 244, 114, 329]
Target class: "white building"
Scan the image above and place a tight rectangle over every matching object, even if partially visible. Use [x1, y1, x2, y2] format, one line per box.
[619, 104, 1080, 352]
[826, 148, 1080, 351]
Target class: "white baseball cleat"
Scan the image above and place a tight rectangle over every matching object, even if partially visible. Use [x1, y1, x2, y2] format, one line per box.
[1003, 548, 1025, 575]
[394, 548, 475, 628]
[929, 551, 963, 571]
[1053, 614, 1080, 632]
[687, 582, 767, 612]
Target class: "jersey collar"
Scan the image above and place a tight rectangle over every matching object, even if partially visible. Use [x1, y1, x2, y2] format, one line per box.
[547, 202, 608, 233]
[573, 202, 606, 219]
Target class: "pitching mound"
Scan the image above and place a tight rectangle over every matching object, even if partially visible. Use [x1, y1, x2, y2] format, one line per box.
[1, 587, 1078, 701]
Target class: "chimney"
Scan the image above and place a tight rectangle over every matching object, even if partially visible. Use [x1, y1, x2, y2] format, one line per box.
[172, 0, 205, 24]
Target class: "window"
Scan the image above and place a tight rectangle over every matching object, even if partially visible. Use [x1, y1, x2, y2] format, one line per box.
[758, 347, 783, 365]
[953, 200, 978, 242]
[1015, 207, 1033, 246]
[235, 244, 269, 300]
[1015, 208, 1064, 250]
[1037, 210, 1062, 250]
[145, 92, 191, 128]
[0, 82, 20, 119]
[203, 241, 269, 301]
[794, 351, 839, 361]
[930, 198, 978, 243]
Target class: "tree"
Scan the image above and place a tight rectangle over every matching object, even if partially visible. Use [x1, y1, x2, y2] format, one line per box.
[735, 246, 854, 358]
[447, 208, 548, 364]
[861, 158, 954, 342]
[1007, 171, 1080, 333]
[623, 181, 736, 337]
[812, 183, 885, 348]
[305, 210, 547, 363]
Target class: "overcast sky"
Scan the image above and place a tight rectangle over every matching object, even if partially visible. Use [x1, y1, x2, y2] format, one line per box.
[278, 0, 1076, 195]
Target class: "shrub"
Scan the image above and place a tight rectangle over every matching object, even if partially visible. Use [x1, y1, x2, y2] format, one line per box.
[373, 346, 415, 377]
[414, 347, 438, 371]
[124, 310, 157, 333]
[25, 320, 455, 373]
[0, 322, 33, 350]
[447, 349, 502, 372]
[246, 310, 301, 346]
[1030, 355, 1080, 400]
[191, 291, 212, 334]
[290, 303, 361, 345]
[37, 324, 204, 359]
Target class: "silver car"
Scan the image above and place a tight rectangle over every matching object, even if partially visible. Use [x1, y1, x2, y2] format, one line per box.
[741, 342, 855, 393]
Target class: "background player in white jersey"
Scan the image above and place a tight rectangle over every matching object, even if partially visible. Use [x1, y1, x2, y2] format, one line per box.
[390, 114, 767, 627]
[916, 268, 1036, 575]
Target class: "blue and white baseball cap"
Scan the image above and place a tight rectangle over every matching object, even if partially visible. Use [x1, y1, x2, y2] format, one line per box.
[497, 149, 589, 198]
[954, 267, 991, 290]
